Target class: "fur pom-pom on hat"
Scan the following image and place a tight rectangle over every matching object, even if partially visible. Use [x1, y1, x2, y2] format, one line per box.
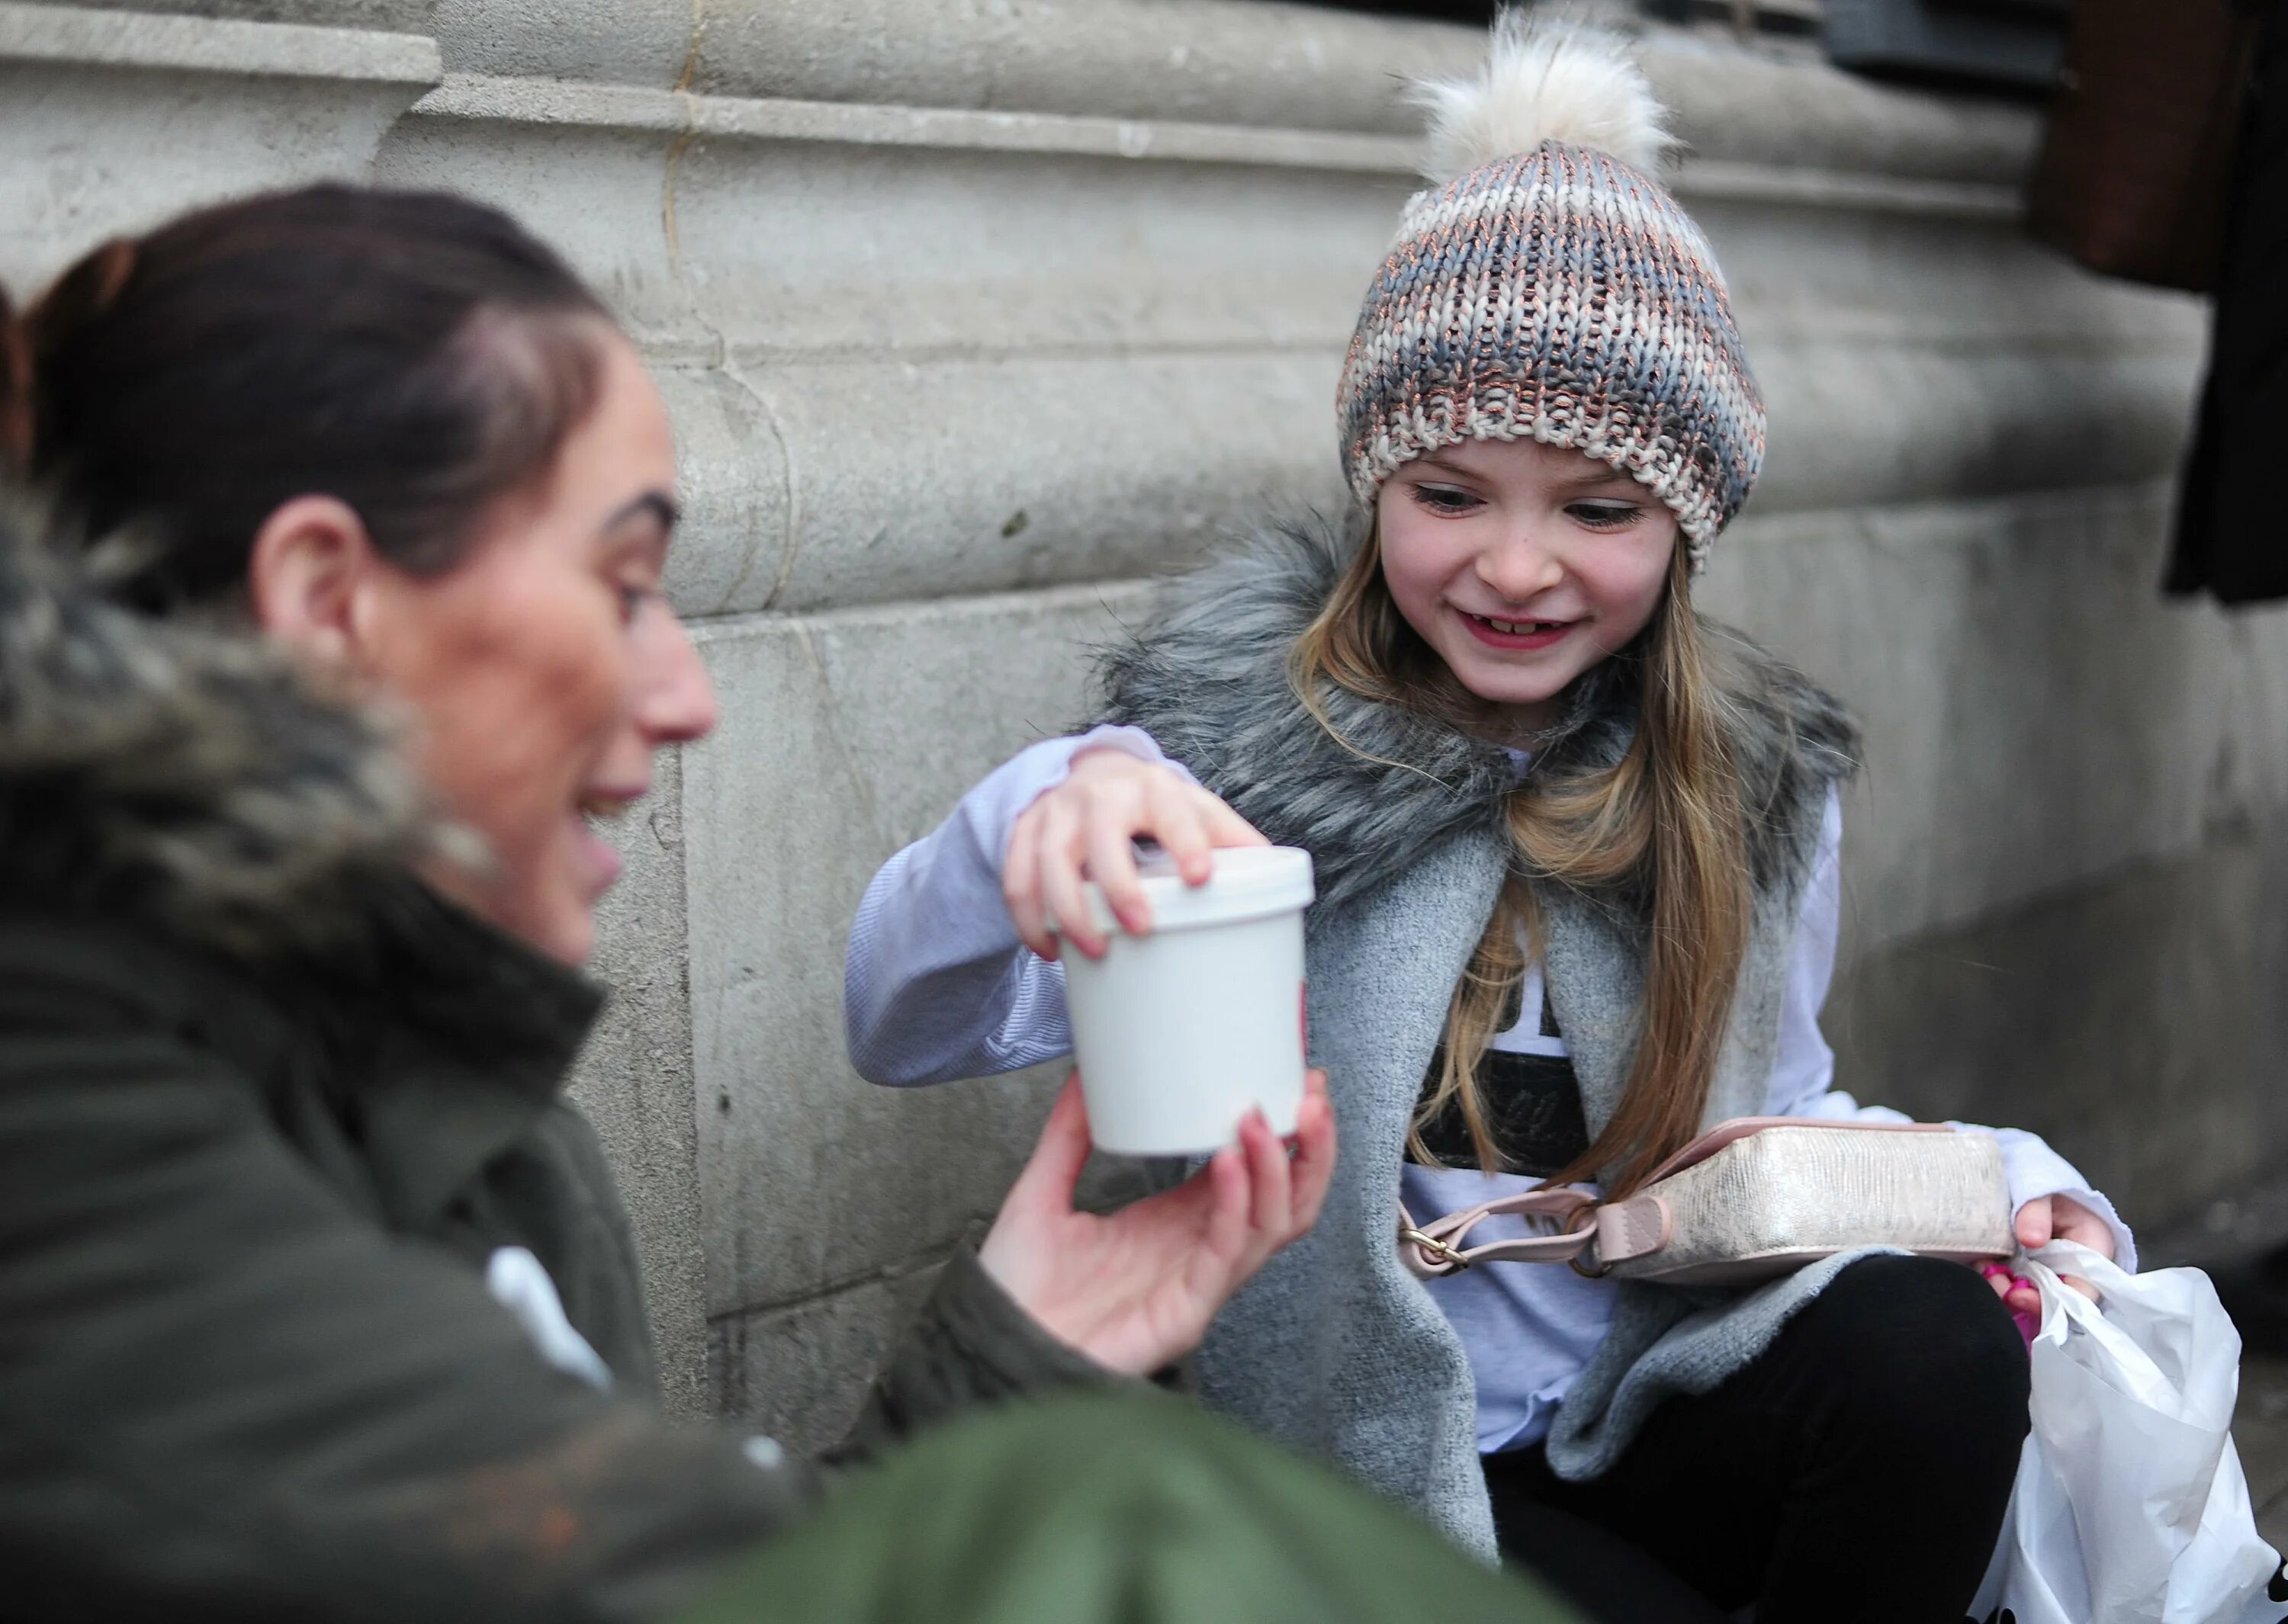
[1413, 12, 1674, 185]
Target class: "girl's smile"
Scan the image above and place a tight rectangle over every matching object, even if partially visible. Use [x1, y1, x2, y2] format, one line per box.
[1458, 611, 1578, 651]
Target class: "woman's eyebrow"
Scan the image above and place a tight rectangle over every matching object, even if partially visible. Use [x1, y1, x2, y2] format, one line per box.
[603, 490, 680, 534]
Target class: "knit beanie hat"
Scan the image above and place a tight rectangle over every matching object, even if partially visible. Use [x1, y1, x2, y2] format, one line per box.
[1335, 14, 1764, 570]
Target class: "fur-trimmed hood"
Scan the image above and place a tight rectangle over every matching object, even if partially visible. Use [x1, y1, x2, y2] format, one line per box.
[1097, 512, 1859, 912]
[0, 491, 437, 956]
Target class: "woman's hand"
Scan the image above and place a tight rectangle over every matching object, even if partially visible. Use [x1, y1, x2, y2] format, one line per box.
[1991, 1195, 2115, 1311]
[979, 1070, 1335, 1377]
[1004, 747, 1267, 961]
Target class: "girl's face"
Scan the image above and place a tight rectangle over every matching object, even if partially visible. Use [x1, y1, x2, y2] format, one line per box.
[301, 334, 718, 964]
[1377, 436, 1679, 727]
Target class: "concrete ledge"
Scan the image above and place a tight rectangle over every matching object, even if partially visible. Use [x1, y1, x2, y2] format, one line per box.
[1640, 30, 2035, 187]
[0, 1, 436, 83]
[8, 1, 2036, 185]
[655, 352, 1348, 618]
[414, 0, 2036, 185]
[632, 336, 2190, 620]
[413, 72, 2024, 214]
[415, 74, 1422, 178]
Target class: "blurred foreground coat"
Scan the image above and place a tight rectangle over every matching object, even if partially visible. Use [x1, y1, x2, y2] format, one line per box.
[0, 493, 1115, 1622]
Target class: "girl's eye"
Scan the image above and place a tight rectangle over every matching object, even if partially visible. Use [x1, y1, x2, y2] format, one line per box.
[1567, 502, 1641, 531]
[1410, 483, 1483, 515]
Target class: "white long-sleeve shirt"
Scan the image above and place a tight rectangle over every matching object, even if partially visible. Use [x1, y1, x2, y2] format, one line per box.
[844, 727, 2135, 1452]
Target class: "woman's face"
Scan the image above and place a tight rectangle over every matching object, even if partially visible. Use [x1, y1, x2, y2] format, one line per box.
[329, 332, 715, 962]
[1376, 436, 1679, 728]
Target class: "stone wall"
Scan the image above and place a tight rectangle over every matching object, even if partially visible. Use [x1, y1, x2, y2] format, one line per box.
[4, 0, 2272, 1442]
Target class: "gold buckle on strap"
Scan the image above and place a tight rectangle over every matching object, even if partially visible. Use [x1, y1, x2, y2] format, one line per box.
[1400, 1227, 1471, 1271]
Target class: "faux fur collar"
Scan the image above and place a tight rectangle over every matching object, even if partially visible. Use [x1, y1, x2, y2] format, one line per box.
[0, 491, 439, 957]
[1097, 512, 1859, 913]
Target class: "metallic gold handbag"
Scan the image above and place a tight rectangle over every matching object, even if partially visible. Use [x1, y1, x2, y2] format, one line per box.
[1398, 1119, 2016, 1287]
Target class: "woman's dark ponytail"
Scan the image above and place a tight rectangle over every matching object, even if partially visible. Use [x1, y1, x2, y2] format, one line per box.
[1, 237, 137, 477]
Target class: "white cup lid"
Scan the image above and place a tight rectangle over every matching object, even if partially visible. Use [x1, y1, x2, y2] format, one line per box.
[1081, 844, 1315, 936]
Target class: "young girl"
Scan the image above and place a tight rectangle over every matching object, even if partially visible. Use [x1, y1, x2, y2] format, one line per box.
[844, 21, 2131, 1622]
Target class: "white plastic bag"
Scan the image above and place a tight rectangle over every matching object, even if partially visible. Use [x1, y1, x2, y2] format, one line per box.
[1968, 1240, 2283, 1624]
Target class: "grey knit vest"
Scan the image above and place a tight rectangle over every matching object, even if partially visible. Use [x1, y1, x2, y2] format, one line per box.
[1098, 515, 1862, 1558]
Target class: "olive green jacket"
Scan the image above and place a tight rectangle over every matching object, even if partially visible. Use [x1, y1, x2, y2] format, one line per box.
[0, 496, 1109, 1622]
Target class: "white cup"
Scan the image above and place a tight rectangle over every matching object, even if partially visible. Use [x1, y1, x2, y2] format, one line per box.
[1058, 845, 1316, 1156]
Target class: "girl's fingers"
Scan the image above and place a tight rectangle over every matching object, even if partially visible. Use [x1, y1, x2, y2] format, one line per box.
[1036, 800, 1104, 958]
[1194, 788, 1270, 849]
[1084, 797, 1153, 936]
[2014, 1197, 2054, 1252]
[1003, 815, 1055, 959]
[2051, 1198, 2117, 1260]
[2061, 1274, 2099, 1302]
[2006, 1283, 2041, 1317]
[1145, 773, 1216, 887]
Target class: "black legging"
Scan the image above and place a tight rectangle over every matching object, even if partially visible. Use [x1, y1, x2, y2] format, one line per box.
[1483, 1255, 2030, 1624]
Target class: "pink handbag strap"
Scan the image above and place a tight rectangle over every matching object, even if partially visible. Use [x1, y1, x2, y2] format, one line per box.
[1396, 1119, 1946, 1278]
[1396, 1186, 1672, 1279]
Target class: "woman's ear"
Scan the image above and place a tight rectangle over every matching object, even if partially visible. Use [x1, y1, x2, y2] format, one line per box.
[246, 495, 380, 672]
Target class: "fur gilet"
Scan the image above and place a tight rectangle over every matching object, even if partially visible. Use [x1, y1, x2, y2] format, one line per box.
[1098, 514, 1862, 1558]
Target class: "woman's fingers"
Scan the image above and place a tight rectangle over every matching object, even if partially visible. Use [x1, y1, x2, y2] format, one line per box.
[1235, 1107, 1293, 1250]
[1287, 1070, 1335, 1233]
[1199, 1140, 1252, 1272]
[977, 1078, 1091, 1314]
[1011, 1074, 1094, 1207]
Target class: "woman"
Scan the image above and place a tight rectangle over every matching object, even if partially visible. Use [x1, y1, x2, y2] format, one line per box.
[0, 185, 1348, 1621]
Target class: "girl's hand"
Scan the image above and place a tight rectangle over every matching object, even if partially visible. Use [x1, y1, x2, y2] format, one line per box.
[1991, 1195, 2114, 1311]
[1004, 746, 1268, 961]
[979, 1070, 1335, 1377]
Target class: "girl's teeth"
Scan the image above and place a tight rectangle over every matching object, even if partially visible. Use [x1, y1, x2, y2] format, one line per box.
[1486, 617, 1552, 634]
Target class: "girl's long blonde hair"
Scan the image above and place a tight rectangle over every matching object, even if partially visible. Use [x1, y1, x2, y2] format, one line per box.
[1290, 522, 1750, 1199]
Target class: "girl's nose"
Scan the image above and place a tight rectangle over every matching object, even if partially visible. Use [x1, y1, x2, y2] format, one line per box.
[633, 605, 718, 746]
[1477, 528, 1566, 603]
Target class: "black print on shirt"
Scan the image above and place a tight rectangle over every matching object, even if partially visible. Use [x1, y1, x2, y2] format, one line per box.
[1410, 1045, 1592, 1176]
